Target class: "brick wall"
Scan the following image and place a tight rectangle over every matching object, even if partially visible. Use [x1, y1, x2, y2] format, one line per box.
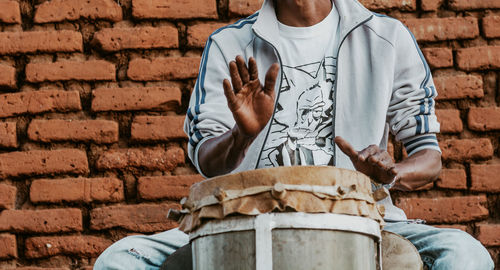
[0, 0, 498, 268]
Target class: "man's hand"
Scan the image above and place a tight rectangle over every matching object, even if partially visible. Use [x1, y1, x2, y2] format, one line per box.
[223, 55, 280, 138]
[335, 136, 397, 185]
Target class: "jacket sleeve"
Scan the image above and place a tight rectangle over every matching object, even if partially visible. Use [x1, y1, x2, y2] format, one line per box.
[183, 40, 235, 174]
[386, 22, 441, 156]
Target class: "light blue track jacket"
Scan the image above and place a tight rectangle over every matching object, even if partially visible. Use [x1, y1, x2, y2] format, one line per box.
[184, 0, 441, 220]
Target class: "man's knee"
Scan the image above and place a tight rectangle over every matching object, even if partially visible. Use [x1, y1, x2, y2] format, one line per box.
[94, 235, 149, 270]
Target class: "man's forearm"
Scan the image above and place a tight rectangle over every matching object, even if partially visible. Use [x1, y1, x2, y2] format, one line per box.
[393, 149, 442, 191]
[198, 126, 255, 177]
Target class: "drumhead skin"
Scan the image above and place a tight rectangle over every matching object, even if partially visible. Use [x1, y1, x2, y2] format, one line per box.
[382, 231, 423, 270]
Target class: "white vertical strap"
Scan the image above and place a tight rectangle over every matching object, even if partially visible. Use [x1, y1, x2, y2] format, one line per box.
[255, 214, 273, 270]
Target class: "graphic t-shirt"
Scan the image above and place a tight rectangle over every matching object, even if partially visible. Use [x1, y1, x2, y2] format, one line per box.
[258, 3, 340, 168]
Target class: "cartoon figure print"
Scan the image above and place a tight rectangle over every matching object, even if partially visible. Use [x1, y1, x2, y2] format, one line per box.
[259, 56, 336, 167]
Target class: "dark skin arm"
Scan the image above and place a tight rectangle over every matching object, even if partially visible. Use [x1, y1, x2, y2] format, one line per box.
[334, 136, 442, 191]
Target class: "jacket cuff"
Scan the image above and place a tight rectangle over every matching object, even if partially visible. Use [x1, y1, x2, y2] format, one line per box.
[402, 133, 441, 156]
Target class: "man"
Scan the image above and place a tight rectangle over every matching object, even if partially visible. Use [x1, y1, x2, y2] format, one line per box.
[95, 0, 494, 269]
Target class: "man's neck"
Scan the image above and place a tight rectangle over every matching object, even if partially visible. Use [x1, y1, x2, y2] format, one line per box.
[275, 0, 332, 27]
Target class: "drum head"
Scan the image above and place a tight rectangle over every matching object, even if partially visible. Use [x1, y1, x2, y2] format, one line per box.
[382, 231, 423, 270]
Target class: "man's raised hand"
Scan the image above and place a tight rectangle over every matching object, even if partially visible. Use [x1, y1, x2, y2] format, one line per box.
[223, 55, 280, 138]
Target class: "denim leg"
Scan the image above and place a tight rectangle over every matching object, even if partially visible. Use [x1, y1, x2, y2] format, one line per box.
[384, 222, 494, 270]
[94, 228, 189, 270]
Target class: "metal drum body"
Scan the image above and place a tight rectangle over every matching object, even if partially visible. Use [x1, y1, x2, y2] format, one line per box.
[190, 212, 381, 270]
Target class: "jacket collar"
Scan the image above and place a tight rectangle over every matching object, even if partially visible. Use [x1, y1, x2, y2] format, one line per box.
[252, 0, 373, 49]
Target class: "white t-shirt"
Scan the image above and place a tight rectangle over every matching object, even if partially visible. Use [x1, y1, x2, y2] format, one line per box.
[258, 3, 340, 168]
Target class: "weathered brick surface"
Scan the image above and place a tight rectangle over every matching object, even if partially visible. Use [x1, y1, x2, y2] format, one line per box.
[0, 209, 82, 233]
[0, 234, 17, 259]
[434, 75, 483, 100]
[96, 147, 184, 171]
[483, 16, 500, 38]
[435, 109, 462, 133]
[187, 22, 227, 48]
[468, 107, 500, 131]
[0, 184, 16, 210]
[449, 0, 500, 10]
[93, 26, 178, 51]
[133, 0, 217, 19]
[422, 48, 453, 68]
[90, 203, 179, 232]
[396, 196, 489, 223]
[0, 31, 82, 55]
[0, 90, 81, 118]
[138, 174, 203, 200]
[402, 17, 478, 42]
[25, 235, 112, 258]
[128, 57, 200, 81]
[470, 164, 500, 193]
[131, 115, 187, 141]
[34, 0, 122, 23]
[456, 46, 500, 71]
[0, 1, 21, 24]
[420, 0, 442, 11]
[440, 138, 493, 161]
[436, 168, 467, 190]
[0, 64, 16, 88]
[360, 0, 416, 10]
[91, 87, 181, 112]
[0, 149, 89, 178]
[28, 119, 118, 143]
[26, 60, 116, 82]
[0, 122, 17, 148]
[30, 177, 124, 203]
[229, 0, 264, 16]
[477, 224, 500, 247]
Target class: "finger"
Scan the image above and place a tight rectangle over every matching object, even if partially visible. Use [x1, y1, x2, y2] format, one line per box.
[235, 56, 250, 84]
[229, 61, 243, 93]
[223, 79, 236, 107]
[263, 63, 280, 94]
[358, 145, 379, 161]
[334, 136, 358, 160]
[248, 57, 258, 81]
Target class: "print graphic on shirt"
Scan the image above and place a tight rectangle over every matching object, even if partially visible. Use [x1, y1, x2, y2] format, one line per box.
[259, 56, 336, 167]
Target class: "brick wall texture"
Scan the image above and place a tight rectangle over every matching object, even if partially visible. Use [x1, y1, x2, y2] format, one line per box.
[0, 0, 498, 268]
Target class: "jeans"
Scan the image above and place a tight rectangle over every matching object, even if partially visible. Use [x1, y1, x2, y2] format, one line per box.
[94, 222, 494, 270]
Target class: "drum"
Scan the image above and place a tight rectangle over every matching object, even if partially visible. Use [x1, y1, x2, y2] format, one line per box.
[382, 231, 423, 270]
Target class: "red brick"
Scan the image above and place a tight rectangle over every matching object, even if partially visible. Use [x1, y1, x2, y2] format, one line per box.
[468, 107, 500, 131]
[26, 60, 115, 83]
[127, 57, 200, 81]
[131, 115, 187, 141]
[138, 174, 203, 200]
[422, 48, 453, 69]
[436, 168, 467, 189]
[0, 90, 81, 118]
[187, 22, 227, 48]
[34, 0, 122, 23]
[435, 109, 462, 133]
[449, 0, 500, 10]
[11, 268, 68, 270]
[470, 164, 500, 192]
[96, 146, 184, 171]
[0, 208, 82, 233]
[433, 224, 467, 232]
[28, 119, 118, 143]
[477, 224, 500, 247]
[30, 177, 124, 203]
[402, 17, 478, 42]
[0, 31, 82, 55]
[0, 64, 16, 88]
[93, 25, 178, 52]
[363, 0, 416, 10]
[483, 16, 500, 38]
[434, 75, 483, 100]
[90, 203, 179, 232]
[396, 196, 488, 223]
[133, 0, 217, 19]
[25, 235, 112, 258]
[0, 122, 17, 148]
[0, 149, 89, 178]
[0, 234, 17, 259]
[0, 1, 21, 24]
[229, 0, 264, 16]
[456, 46, 500, 71]
[0, 184, 16, 209]
[420, 0, 442, 11]
[91, 86, 181, 112]
[440, 138, 493, 162]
